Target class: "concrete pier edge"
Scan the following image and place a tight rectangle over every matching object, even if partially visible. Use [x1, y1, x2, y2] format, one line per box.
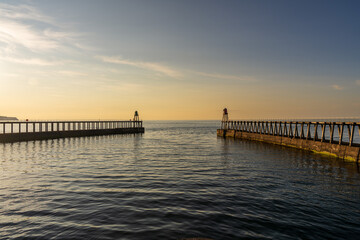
[217, 129, 360, 163]
[0, 128, 144, 143]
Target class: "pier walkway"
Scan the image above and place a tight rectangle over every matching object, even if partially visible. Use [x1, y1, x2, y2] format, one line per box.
[0, 120, 144, 143]
[218, 121, 360, 162]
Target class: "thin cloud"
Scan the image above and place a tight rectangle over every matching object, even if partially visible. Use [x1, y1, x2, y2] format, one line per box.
[58, 71, 88, 77]
[97, 56, 181, 78]
[0, 56, 62, 66]
[331, 84, 344, 90]
[100, 83, 145, 92]
[0, 20, 58, 51]
[0, 3, 86, 56]
[0, 3, 53, 23]
[196, 72, 258, 82]
[0, 73, 20, 78]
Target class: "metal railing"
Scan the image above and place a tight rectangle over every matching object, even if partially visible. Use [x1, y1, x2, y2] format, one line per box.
[221, 121, 360, 146]
[0, 120, 143, 134]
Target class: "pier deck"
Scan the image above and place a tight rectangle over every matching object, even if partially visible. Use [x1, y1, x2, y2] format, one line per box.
[218, 121, 360, 162]
[0, 120, 144, 143]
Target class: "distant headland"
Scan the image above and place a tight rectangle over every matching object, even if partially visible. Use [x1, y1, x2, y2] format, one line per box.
[0, 116, 18, 121]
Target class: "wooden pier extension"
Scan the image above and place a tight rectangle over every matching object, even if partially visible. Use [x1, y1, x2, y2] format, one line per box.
[0, 120, 144, 143]
[217, 121, 360, 162]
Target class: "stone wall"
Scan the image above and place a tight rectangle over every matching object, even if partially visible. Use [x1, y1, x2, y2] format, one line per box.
[0, 128, 144, 143]
[217, 129, 360, 162]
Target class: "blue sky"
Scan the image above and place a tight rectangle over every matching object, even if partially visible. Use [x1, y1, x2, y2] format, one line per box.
[0, 0, 359, 120]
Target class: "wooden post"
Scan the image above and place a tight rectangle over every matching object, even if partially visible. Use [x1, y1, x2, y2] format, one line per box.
[329, 123, 334, 143]
[349, 123, 355, 146]
[306, 123, 311, 140]
[264, 122, 267, 134]
[321, 123, 326, 142]
[294, 122, 298, 138]
[258, 121, 262, 134]
[273, 122, 277, 136]
[338, 123, 344, 145]
[314, 122, 318, 141]
[269, 122, 272, 135]
[278, 122, 282, 136]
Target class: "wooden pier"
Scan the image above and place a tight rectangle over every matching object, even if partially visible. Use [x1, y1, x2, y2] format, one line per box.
[217, 121, 360, 162]
[0, 120, 144, 143]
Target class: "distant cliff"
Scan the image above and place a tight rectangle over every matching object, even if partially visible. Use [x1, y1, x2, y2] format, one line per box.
[0, 116, 18, 121]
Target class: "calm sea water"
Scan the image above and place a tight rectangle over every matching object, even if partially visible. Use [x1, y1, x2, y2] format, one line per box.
[1, 121, 360, 240]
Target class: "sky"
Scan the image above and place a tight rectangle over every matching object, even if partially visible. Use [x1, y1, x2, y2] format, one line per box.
[0, 0, 359, 120]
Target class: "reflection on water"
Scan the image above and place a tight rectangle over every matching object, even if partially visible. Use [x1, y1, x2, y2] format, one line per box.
[0, 121, 360, 240]
[220, 138, 360, 197]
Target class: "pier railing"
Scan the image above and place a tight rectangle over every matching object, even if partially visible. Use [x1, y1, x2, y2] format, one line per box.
[0, 120, 143, 134]
[221, 121, 360, 146]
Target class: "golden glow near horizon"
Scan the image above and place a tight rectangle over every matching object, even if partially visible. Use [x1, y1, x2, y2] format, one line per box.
[1, 2, 359, 121]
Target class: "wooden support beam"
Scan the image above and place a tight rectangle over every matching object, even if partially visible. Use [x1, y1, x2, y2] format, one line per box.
[329, 123, 334, 143]
[273, 122, 276, 135]
[294, 122, 298, 138]
[306, 123, 311, 140]
[314, 123, 318, 141]
[289, 123, 293, 138]
[349, 123, 355, 146]
[321, 123, 326, 142]
[338, 123, 344, 145]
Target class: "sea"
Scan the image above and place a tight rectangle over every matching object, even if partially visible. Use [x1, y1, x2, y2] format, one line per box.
[1, 120, 360, 240]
